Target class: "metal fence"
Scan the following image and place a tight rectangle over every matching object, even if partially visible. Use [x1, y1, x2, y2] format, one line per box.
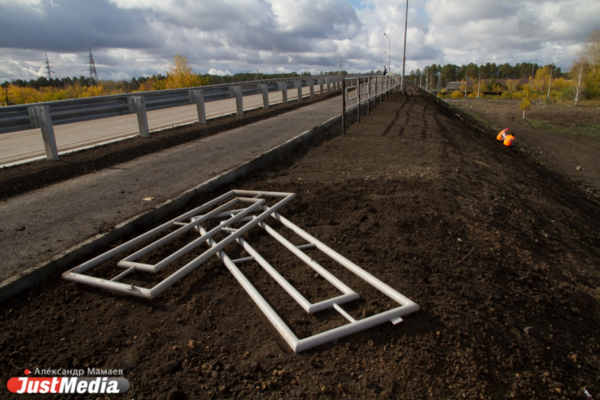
[341, 74, 400, 134]
[0, 75, 343, 161]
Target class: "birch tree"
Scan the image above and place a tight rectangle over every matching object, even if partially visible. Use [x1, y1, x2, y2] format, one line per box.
[570, 57, 587, 105]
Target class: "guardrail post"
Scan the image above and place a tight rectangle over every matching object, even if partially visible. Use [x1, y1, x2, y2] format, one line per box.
[189, 89, 206, 124]
[257, 84, 269, 109]
[318, 78, 324, 94]
[308, 79, 315, 98]
[293, 81, 302, 102]
[128, 96, 150, 138]
[276, 82, 288, 104]
[326, 78, 331, 93]
[29, 105, 59, 161]
[229, 86, 243, 116]
[342, 78, 346, 135]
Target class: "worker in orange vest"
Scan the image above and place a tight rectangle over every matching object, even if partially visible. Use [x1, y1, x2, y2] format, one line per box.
[504, 132, 516, 147]
[497, 128, 509, 141]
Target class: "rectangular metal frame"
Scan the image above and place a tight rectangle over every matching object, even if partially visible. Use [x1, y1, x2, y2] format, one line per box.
[63, 190, 419, 352]
[62, 190, 295, 299]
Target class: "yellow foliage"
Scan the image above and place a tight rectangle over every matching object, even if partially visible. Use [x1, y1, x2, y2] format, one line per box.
[450, 91, 465, 98]
[551, 77, 568, 90]
[165, 55, 209, 89]
[506, 79, 521, 92]
[467, 92, 478, 99]
[3, 84, 124, 105]
[519, 96, 531, 111]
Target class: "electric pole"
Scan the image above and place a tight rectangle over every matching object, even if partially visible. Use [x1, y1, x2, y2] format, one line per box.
[44, 53, 54, 79]
[401, 0, 408, 90]
[547, 63, 553, 98]
[530, 63, 535, 91]
[89, 48, 99, 84]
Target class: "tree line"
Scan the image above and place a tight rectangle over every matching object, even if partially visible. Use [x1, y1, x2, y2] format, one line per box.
[410, 62, 566, 90]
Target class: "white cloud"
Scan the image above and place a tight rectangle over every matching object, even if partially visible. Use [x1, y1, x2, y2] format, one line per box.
[0, 0, 596, 82]
[208, 68, 232, 76]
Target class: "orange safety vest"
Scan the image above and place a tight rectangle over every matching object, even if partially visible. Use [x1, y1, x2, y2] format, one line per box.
[497, 129, 507, 141]
[504, 134, 515, 147]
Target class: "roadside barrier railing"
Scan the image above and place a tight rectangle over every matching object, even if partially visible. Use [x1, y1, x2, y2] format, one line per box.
[341, 74, 400, 134]
[0, 75, 344, 161]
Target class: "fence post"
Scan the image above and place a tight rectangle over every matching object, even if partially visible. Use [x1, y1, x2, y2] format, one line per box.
[308, 79, 315, 98]
[384, 78, 388, 101]
[29, 105, 59, 161]
[318, 78, 324, 94]
[367, 77, 371, 115]
[293, 81, 302, 102]
[277, 82, 288, 104]
[128, 96, 150, 138]
[326, 78, 331, 93]
[357, 78, 361, 123]
[189, 89, 206, 124]
[342, 78, 346, 135]
[257, 84, 269, 109]
[229, 86, 243, 116]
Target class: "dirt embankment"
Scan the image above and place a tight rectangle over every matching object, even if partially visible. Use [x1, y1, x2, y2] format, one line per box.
[1, 87, 600, 399]
[448, 99, 600, 192]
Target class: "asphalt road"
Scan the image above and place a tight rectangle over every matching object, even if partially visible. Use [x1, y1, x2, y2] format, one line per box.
[0, 86, 319, 166]
[0, 95, 342, 284]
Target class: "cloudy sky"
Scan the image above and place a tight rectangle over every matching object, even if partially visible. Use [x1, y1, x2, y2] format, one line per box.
[0, 0, 597, 82]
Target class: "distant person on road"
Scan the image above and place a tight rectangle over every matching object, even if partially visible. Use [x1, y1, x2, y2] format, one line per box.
[503, 132, 517, 147]
[497, 128, 509, 141]
[383, 66, 387, 76]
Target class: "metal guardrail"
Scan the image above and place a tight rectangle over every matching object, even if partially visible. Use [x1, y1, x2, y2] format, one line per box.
[0, 75, 344, 161]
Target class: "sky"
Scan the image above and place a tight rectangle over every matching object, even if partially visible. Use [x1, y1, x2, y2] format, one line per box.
[0, 0, 598, 82]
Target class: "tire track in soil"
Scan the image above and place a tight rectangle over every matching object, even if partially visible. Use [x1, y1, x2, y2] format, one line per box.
[381, 95, 410, 137]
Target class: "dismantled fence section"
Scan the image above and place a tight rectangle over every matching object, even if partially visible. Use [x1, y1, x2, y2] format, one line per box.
[342, 74, 400, 134]
[63, 190, 419, 352]
[0, 76, 343, 161]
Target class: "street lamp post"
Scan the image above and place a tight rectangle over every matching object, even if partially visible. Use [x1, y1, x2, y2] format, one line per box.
[401, 0, 408, 91]
[383, 32, 390, 74]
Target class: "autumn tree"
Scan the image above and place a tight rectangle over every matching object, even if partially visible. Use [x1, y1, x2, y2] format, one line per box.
[583, 30, 600, 98]
[570, 57, 588, 105]
[165, 55, 208, 89]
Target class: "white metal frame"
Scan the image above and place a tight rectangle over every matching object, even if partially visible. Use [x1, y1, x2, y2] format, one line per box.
[63, 190, 419, 352]
[62, 190, 295, 299]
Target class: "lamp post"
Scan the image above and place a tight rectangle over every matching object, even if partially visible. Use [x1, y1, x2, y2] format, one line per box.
[383, 32, 390, 74]
[401, 0, 408, 91]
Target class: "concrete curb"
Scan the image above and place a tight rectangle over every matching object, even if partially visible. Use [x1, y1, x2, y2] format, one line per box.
[0, 112, 342, 303]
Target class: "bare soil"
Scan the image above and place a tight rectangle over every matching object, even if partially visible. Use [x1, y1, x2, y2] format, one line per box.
[448, 99, 600, 191]
[2, 87, 600, 399]
[0, 90, 341, 200]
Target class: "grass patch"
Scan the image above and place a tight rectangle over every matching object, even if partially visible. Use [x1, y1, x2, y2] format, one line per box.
[524, 118, 600, 139]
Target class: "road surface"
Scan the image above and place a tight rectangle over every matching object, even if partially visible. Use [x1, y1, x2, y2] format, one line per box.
[0, 86, 320, 166]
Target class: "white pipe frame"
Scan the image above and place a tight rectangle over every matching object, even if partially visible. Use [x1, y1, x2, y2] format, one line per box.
[194, 201, 419, 352]
[62, 190, 295, 299]
[63, 190, 419, 352]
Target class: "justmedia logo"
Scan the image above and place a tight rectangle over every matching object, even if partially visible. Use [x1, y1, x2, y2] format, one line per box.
[7, 369, 130, 394]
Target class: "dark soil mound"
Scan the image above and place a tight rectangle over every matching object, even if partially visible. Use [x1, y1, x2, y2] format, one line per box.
[2, 87, 599, 399]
